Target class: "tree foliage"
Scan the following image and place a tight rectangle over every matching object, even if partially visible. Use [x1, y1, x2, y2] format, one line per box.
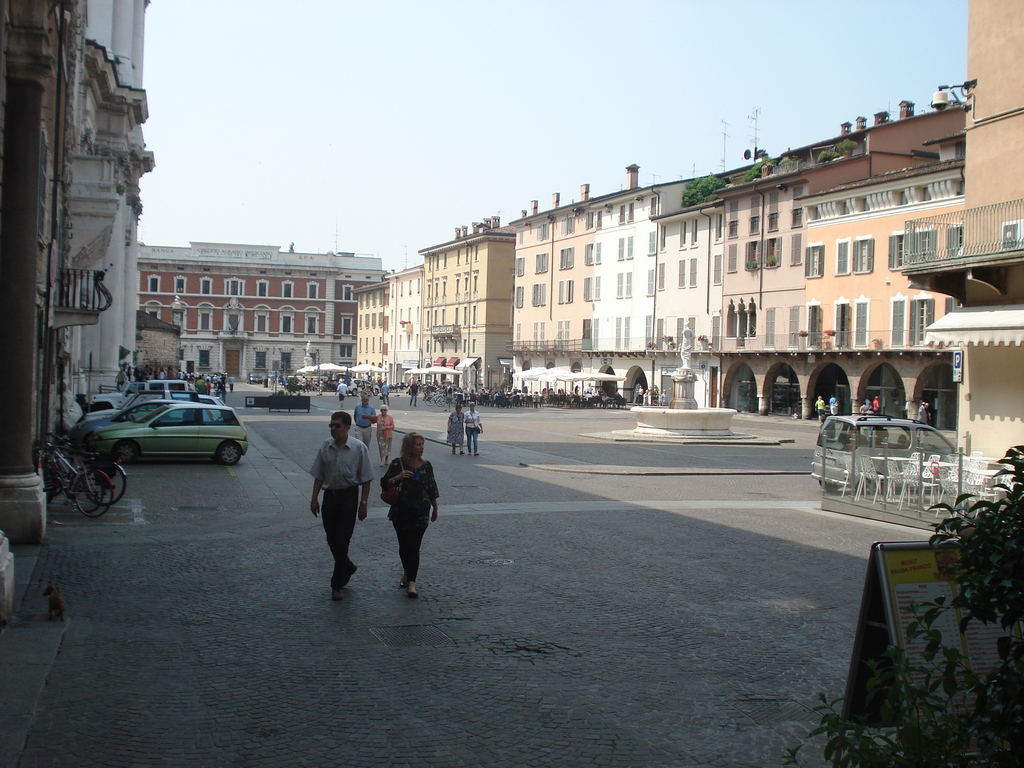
[681, 175, 727, 206]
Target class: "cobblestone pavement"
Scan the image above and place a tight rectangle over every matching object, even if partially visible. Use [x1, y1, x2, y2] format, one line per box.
[0, 409, 929, 768]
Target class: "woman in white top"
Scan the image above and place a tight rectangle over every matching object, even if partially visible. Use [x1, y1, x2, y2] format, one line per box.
[464, 402, 482, 456]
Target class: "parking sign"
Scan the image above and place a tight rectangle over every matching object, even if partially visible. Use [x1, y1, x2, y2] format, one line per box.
[952, 350, 963, 383]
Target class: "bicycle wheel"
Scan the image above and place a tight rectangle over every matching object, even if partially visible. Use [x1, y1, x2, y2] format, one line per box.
[70, 469, 114, 517]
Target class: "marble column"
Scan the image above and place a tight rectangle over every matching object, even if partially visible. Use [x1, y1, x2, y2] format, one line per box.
[0, 76, 47, 543]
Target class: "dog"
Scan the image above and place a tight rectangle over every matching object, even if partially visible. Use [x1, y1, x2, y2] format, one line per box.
[43, 585, 65, 621]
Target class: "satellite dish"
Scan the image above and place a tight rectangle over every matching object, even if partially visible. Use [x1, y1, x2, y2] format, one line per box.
[743, 149, 752, 160]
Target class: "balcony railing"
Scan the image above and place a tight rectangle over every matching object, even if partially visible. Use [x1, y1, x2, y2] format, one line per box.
[55, 268, 112, 313]
[903, 198, 1024, 269]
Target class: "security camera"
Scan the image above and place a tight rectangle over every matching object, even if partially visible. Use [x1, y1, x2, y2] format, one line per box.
[931, 90, 950, 111]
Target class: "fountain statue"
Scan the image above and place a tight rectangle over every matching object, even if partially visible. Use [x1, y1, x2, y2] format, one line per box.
[630, 328, 738, 438]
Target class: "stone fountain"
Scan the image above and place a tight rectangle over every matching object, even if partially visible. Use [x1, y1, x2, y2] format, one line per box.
[631, 329, 738, 437]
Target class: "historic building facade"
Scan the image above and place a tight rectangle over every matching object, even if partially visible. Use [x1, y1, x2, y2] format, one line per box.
[419, 218, 515, 391]
[137, 243, 383, 378]
[1, 0, 152, 547]
[385, 265, 425, 384]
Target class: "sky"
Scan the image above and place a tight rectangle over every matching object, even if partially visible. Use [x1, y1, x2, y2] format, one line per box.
[137, 0, 968, 274]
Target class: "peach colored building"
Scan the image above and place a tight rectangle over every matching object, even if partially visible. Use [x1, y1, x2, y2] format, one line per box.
[800, 155, 964, 428]
[715, 105, 966, 417]
[903, 0, 1024, 456]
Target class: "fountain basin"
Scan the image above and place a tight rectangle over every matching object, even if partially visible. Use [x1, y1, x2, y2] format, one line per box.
[631, 406, 738, 436]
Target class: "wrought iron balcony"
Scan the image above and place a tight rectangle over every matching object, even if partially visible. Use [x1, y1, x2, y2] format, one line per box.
[903, 198, 1024, 269]
[52, 268, 113, 328]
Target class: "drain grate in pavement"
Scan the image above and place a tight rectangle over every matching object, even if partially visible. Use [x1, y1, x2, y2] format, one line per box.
[733, 695, 809, 724]
[370, 624, 455, 648]
[471, 558, 515, 565]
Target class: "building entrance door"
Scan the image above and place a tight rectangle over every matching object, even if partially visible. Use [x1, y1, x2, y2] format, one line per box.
[225, 349, 241, 377]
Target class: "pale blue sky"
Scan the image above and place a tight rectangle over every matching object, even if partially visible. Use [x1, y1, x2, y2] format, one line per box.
[138, 0, 967, 273]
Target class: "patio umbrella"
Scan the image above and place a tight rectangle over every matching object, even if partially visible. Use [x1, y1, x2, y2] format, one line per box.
[349, 363, 386, 373]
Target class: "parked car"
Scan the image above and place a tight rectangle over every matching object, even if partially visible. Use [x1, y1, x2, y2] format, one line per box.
[248, 372, 264, 384]
[811, 414, 955, 489]
[69, 394, 225, 444]
[86, 402, 249, 465]
[88, 379, 194, 413]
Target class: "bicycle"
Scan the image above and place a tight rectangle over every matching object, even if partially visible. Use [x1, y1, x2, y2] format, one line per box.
[88, 453, 128, 504]
[37, 437, 115, 517]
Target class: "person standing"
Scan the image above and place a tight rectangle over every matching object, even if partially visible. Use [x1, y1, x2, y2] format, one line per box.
[336, 378, 348, 405]
[309, 411, 374, 601]
[815, 395, 827, 423]
[380, 432, 439, 599]
[376, 405, 395, 467]
[464, 401, 482, 456]
[380, 381, 390, 406]
[353, 392, 377, 449]
[872, 395, 881, 414]
[918, 400, 930, 424]
[409, 380, 419, 407]
[447, 403, 466, 454]
[829, 395, 840, 416]
[228, 374, 235, 392]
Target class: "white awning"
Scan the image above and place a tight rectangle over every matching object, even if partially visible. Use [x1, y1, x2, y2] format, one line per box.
[454, 357, 479, 370]
[925, 304, 1024, 346]
[498, 358, 514, 366]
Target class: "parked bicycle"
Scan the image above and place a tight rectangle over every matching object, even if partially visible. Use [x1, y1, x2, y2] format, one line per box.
[36, 436, 116, 517]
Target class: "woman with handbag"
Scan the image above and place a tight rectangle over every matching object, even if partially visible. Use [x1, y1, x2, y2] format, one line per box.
[380, 431, 439, 599]
[464, 401, 482, 456]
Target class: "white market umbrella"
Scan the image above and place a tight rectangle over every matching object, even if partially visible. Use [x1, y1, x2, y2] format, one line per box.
[423, 366, 462, 376]
[584, 372, 626, 382]
[349, 363, 386, 373]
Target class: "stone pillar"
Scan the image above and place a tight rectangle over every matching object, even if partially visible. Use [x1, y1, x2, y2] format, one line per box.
[0, 77, 47, 543]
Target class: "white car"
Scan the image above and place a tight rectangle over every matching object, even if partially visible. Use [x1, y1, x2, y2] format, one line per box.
[88, 379, 194, 412]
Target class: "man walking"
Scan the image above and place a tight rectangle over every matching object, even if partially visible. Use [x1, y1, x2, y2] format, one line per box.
[353, 392, 377, 449]
[380, 381, 390, 406]
[309, 411, 374, 600]
[409, 380, 419, 406]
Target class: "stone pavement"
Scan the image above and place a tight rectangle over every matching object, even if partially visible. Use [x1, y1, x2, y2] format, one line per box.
[0, 414, 929, 768]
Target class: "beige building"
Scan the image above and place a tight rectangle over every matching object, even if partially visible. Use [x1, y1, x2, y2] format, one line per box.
[355, 281, 389, 370]
[385, 266, 425, 384]
[902, 0, 1024, 456]
[419, 219, 516, 391]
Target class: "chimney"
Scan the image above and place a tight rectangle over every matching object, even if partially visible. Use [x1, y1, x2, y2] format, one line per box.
[626, 164, 640, 190]
[531, 200, 538, 215]
[521, 209, 528, 218]
[580, 183, 590, 201]
[899, 100, 915, 119]
[855, 116, 867, 131]
[840, 121, 852, 135]
[492, 215, 500, 227]
[461, 225, 468, 238]
[472, 223, 482, 234]
[874, 110, 890, 126]
[454, 227, 461, 239]
[552, 192, 560, 209]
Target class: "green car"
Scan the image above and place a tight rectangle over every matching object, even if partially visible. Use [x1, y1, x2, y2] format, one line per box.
[87, 402, 249, 465]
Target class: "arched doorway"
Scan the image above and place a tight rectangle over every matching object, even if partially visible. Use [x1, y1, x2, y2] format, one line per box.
[627, 365, 648, 404]
[922, 363, 957, 430]
[598, 364, 619, 396]
[729, 363, 758, 413]
[865, 363, 905, 418]
[815, 363, 851, 415]
[768, 364, 801, 415]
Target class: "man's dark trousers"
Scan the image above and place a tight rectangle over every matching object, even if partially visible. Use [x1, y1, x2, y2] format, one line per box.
[321, 487, 358, 589]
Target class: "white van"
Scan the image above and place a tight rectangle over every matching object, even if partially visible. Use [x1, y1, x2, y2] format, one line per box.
[88, 380, 194, 412]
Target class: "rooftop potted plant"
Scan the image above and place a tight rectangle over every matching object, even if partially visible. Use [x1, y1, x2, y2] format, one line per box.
[817, 149, 841, 163]
[836, 138, 857, 157]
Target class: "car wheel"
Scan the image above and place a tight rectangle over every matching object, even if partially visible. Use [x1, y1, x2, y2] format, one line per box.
[112, 440, 140, 464]
[214, 441, 242, 465]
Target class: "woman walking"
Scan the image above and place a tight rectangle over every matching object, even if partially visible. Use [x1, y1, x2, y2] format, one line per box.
[380, 432, 439, 599]
[376, 405, 395, 467]
[464, 401, 482, 456]
[447, 402, 466, 455]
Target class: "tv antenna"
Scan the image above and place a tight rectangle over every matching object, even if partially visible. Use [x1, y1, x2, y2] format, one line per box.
[721, 120, 730, 171]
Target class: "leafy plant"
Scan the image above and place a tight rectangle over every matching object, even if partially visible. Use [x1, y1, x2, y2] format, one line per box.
[682, 175, 727, 206]
[837, 139, 858, 156]
[818, 149, 842, 163]
[742, 158, 775, 183]
[787, 447, 1024, 767]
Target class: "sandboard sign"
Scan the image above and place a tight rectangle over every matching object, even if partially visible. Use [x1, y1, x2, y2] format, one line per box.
[842, 540, 1020, 722]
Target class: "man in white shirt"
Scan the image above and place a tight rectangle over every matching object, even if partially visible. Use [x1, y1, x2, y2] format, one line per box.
[309, 411, 374, 600]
